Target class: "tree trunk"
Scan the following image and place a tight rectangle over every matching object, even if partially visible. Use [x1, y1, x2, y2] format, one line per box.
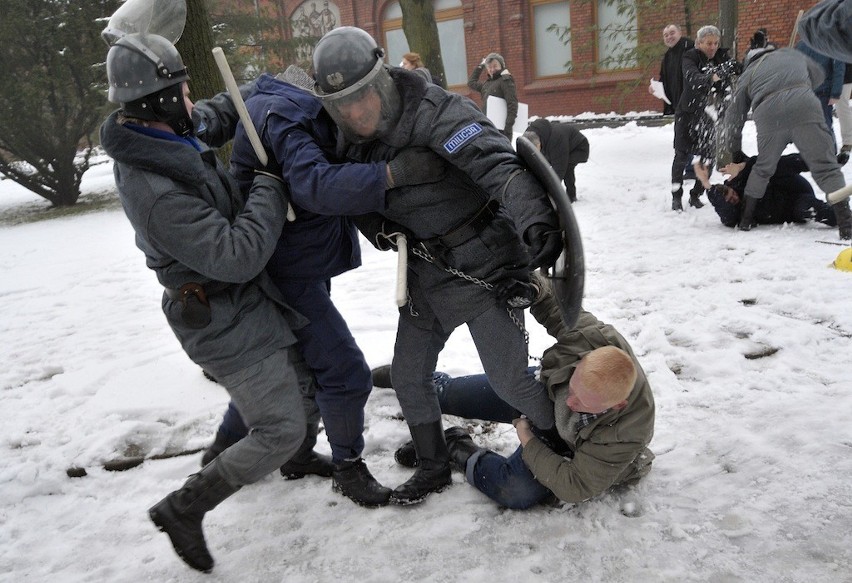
[399, 0, 447, 88]
[176, 0, 222, 100]
[718, 0, 738, 56]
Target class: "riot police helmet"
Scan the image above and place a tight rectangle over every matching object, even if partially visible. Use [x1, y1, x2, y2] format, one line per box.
[105, 33, 193, 137]
[312, 26, 401, 142]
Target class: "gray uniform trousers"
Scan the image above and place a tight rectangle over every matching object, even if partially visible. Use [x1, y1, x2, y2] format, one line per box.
[213, 347, 317, 487]
[747, 103, 845, 200]
[391, 302, 555, 429]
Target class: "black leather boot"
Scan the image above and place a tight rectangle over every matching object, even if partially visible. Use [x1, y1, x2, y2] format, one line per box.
[738, 195, 759, 231]
[332, 458, 392, 507]
[390, 422, 453, 505]
[149, 461, 240, 573]
[370, 364, 393, 388]
[688, 185, 705, 208]
[280, 421, 334, 479]
[671, 187, 684, 211]
[831, 200, 852, 240]
[444, 427, 483, 471]
[394, 439, 418, 468]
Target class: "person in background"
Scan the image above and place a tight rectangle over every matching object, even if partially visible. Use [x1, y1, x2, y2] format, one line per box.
[721, 45, 851, 238]
[798, 0, 852, 62]
[400, 52, 436, 85]
[390, 272, 655, 509]
[795, 40, 845, 150]
[313, 27, 562, 506]
[651, 24, 696, 180]
[468, 52, 518, 141]
[670, 25, 734, 211]
[523, 119, 590, 203]
[832, 61, 852, 164]
[650, 24, 694, 116]
[695, 154, 838, 229]
[100, 34, 313, 573]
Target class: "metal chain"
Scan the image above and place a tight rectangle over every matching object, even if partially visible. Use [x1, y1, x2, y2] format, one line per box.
[408, 244, 529, 345]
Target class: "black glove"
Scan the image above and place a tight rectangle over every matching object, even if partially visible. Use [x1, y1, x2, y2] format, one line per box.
[375, 220, 413, 252]
[495, 276, 541, 309]
[531, 424, 573, 458]
[387, 147, 447, 188]
[524, 223, 562, 269]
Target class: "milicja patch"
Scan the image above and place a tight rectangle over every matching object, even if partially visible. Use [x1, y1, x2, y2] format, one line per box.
[443, 123, 482, 154]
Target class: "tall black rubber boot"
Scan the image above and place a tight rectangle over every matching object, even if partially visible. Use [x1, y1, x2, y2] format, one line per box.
[280, 421, 334, 480]
[831, 200, 852, 240]
[738, 195, 759, 231]
[149, 461, 240, 573]
[390, 421, 452, 505]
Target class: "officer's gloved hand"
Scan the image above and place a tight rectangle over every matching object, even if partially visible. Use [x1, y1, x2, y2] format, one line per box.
[387, 147, 447, 188]
[495, 276, 540, 310]
[524, 223, 562, 269]
[375, 219, 413, 252]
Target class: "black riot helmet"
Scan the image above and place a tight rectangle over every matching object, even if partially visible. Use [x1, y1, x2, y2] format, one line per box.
[105, 33, 193, 137]
[312, 26, 402, 143]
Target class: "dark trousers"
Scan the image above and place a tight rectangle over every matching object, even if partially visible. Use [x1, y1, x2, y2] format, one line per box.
[563, 165, 578, 202]
[217, 279, 372, 463]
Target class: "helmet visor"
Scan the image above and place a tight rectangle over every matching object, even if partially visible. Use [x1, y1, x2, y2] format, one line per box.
[316, 61, 400, 142]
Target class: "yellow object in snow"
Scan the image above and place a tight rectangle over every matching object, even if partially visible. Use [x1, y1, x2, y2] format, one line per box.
[831, 248, 852, 272]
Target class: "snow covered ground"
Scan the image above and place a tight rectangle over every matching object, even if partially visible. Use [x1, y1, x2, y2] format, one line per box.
[1, 120, 850, 582]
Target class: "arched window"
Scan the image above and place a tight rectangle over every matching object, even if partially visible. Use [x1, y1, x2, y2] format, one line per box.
[382, 0, 467, 87]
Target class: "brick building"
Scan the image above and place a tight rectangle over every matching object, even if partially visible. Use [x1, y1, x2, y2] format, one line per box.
[248, 0, 819, 117]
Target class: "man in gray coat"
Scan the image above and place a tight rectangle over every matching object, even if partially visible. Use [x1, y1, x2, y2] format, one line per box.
[100, 34, 313, 573]
[799, 0, 852, 62]
[312, 27, 563, 505]
[391, 273, 655, 509]
[722, 47, 851, 238]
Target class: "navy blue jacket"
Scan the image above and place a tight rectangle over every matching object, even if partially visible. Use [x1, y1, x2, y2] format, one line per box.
[708, 154, 829, 227]
[230, 74, 387, 281]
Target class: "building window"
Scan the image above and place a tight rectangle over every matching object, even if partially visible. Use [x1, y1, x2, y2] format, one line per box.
[596, 0, 638, 71]
[531, 0, 572, 78]
[382, 0, 467, 87]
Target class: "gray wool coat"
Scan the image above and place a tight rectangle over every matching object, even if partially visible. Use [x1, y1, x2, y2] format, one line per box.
[723, 48, 845, 200]
[351, 68, 557, 330]
[99, 92, 306, 378]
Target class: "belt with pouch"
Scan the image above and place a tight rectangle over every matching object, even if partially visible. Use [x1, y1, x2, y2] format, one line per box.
[422, 200, 499, 251]
[163, 281, 231, 329]
[164, 281, 231, 304]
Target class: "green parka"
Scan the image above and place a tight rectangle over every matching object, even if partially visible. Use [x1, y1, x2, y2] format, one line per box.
[521, 291, 656, 503]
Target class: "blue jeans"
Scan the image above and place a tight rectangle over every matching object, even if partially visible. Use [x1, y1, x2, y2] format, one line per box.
[435, 368, 554, 509]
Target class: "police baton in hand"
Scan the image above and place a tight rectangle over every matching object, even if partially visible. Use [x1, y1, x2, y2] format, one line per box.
[212, 47, 296, 222]
[395, 233, 408, 307]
